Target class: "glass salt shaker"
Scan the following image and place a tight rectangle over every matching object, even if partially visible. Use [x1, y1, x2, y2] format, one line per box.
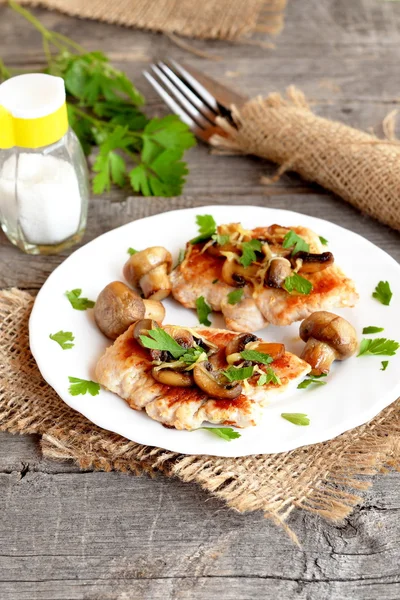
[0, 73, 89, 254]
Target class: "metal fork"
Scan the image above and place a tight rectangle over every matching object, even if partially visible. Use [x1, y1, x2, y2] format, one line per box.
[143, 59, 247, 142]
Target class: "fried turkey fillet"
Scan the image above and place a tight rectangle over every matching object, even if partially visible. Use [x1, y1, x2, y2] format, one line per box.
[95, 325, 311, 431]
[170, 225, 358, 332]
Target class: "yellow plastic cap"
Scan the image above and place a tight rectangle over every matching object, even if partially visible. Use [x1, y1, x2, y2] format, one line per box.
[0, 73, 69, 149]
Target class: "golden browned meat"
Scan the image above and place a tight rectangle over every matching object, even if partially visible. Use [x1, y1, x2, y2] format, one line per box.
[170, 225, 358, 332]
[95, 325, 311, 431]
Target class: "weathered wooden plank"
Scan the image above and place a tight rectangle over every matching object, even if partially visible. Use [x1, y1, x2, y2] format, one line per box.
[0, 470, 399, 599]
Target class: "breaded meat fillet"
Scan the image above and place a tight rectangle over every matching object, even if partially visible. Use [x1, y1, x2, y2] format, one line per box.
[95, 325, 311, 431]
[170, 225, 358, 332]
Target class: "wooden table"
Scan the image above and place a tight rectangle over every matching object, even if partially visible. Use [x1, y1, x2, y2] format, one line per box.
[1, 1, 400, 598]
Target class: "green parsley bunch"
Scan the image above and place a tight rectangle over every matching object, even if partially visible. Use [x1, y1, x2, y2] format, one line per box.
[1, 2, 196, 197]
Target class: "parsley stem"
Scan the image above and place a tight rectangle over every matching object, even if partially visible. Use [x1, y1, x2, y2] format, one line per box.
[51, 31, 86, 54]
[0, 58, 11, 81]
[9, 2, 53, 40]
[69, 106, 143, 144]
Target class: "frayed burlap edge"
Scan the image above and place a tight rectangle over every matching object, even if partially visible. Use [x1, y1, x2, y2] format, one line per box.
[211, 86, 400, 232]
[1, 0, 287, 41]
[1, 289, 399, 543]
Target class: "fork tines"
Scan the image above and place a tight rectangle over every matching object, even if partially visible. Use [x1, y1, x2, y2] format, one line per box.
[143, 60, 220, 141]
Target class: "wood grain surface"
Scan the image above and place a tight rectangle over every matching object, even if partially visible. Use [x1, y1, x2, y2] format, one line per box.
[1, 1, 400, 598]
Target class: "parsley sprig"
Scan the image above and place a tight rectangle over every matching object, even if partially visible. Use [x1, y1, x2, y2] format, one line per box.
[372, 281, 393, 306]
[227, 289, 244, 305]
[281, 413, 310, 426]
[196, 296, 212, 326]
[297, 374, 327, 389]
[68, 377, 100, 396]
[239, 239, 262, 267]
[65, 289, 95, 311]
[139, 328, 187, 359]
[3, 3, 195, 197]
[190, 215, 217, 244]
[49, 331, 75, 350]
[257, 368, 281, 386]
[223, 365, 254, 382]
[357, 338, 399, 357]
[282, 230, 310, 256]
[199, 427, 241, 441]
[283, 273, 313, 295]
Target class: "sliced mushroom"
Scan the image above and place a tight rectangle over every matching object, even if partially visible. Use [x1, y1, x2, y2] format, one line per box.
[266, 257, 292, 288]
[133, 319, 158, 343]
[299, 311, 357, 375]
[163, 326, 194, 349]
[193, 362, 242, 400]
[123, 247, 172, 301]
[226, 334, 285, 364]
[245, 341, 286, 360]
[151, 368, 193, 387]
[292, 251, 334, 274]
[94, 282, 165, 339]
[225, 333, 258, 358]
[221, 258, 259, 287]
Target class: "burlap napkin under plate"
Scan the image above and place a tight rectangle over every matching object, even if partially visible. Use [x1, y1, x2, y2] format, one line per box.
[0, 0, 286, 40]
[1, 288, 399, 541]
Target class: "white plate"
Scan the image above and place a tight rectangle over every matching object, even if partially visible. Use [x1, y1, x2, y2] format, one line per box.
[29, 205, 400, 457]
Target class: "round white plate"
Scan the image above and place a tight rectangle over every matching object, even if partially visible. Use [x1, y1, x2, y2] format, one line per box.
[29, 205, 400, 457]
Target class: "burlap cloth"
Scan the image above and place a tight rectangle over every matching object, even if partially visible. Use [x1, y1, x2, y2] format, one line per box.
[1, 288, 399, 540]
[1, 0, 286, 40]
[212, 87, 400, 232]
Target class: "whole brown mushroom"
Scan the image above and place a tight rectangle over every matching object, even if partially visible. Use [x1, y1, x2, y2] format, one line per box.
[299, 311, 357, 375]
[123, 247, 172, 301]
[94, 281, 165, 339]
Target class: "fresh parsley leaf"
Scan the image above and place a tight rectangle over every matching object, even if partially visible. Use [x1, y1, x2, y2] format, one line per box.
[357, 338, 399, 357]
[372, 281, 393, 306]
[190, 215, 217, 244]
[239, 239, 262, 267]
[200, 427, 241, 441]
[131, 116, 196, 196]
[362, 326, 384, 334]
[49, 331, 75, 350]
[65, 289, 95, 311]
[92, 126, 130, 193]
[257, 367, 281, 386]
[381, 360, 389, 371]
[223, 365, 254, 382]
[281, 413, 310, 426]
[211, 233, 230, 246]
[282, 230, 310, 255]
[297, 375, 327, 389]
[240, 349, 273, 365]
[319, 235, 328, 246]
[139, 328, 186, 359]
[179, 347, 207, 365]
[212, 279, 219, 284]
[68, 376, 100, 396]
[283, 273, 313, 295]
[127, 247, 138, 255]
[227, 289, 244, 305]
[196, 296, 212, 326]
[63, 52, 144, 106]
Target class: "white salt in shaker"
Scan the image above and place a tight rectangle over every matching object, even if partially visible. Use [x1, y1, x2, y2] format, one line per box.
[0, 73, 89, 254]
